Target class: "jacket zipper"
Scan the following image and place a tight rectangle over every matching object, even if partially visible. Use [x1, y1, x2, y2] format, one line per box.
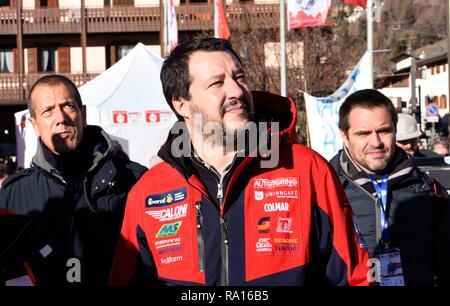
[195, 201, 205, 273]
[220, 216, 229, 286]
[217, 171, 230, 286]
[342, 174, 383, 246]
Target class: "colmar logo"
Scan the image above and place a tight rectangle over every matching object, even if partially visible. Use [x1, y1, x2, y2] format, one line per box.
[264, 202, 289, 212]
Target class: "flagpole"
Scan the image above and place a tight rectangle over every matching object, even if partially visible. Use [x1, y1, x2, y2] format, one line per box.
[214, 0, 218, 37]
[163, 0, 168, 57]
[367, 0, 374, 89]
[280, 0, 287, 97]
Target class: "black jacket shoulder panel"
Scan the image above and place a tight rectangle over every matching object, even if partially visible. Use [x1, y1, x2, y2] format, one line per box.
[1, 168, 35, 189]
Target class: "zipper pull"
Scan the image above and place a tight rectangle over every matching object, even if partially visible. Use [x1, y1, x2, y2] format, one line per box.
[195, 201, 202, 229]
[220, 217, 229, 245]
[217, 183, 223, 199]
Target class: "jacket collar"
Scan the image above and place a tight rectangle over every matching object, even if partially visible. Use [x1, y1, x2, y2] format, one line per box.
[32, 125, 116, 182]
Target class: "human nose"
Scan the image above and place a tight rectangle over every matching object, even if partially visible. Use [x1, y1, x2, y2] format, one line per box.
[226, 79, 245, 101]
[53, 106, 68, 125]
[368, 132, 382, 147]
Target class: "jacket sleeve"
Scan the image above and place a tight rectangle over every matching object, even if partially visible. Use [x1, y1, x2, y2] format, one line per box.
[432, 181, 450, 286]
[311, 156, 370, 286]
[109, 182, 157, 286]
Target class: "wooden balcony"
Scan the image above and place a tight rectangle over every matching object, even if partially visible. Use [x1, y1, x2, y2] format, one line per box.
[0, 3, 279, 35]
[0, 73, 98, 103]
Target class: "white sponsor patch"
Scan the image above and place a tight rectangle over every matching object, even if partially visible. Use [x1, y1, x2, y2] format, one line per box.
[146, 204, 188, 221]
[276, 217, 293, 233]
[264, 202, 289, 212]
[256, 238, 272, 252]
[254, 191, 264, 201]
[253, 177, 298, 189]
[160, 255, 183, 265]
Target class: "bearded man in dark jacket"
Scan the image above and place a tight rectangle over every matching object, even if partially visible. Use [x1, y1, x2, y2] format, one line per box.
[0, 75, 147, 287]
[330, 89, 450, 286]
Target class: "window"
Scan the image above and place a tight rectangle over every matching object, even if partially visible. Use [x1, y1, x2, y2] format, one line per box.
[39, 48, 56, 72]
[117, 45, 133, 60]
[0, 0, 10, 7]
[0, 49, 13, 73]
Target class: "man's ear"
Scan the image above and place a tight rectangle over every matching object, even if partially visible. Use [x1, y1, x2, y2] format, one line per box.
[340, 130, 350, 148]
[172, 97, 190, 119]
[29, 117, 40, 138]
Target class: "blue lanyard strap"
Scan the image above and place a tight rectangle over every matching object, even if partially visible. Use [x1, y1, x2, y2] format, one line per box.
[368, 174, 390, 242]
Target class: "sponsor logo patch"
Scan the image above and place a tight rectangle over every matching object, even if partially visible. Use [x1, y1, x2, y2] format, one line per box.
[264, 202, 289, 212]
[263, 190, 298, 199]
[254, 191, 264, 201]
[155, 237, 181, 249]
[276, 217, 293, 233]
[256, 238, 272, 252]
[146, 204, 188, 221]
[257, 217, 270, 234]
[253, 177, 298, 189]
[156, 221, 182, 238]
[274, 245, 299, 252]
[158, 246, 183, 255]
[145, 188, 187, 207]
[274, 237, 298, 244]
[160, 255, 183, 265]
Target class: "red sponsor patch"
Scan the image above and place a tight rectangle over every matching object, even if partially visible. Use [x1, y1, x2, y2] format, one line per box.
[113, 111, 128, 124]
[146, 110, 161, 123]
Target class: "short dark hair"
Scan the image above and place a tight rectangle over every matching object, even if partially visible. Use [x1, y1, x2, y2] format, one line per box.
[339, 89, 398, 132]
[28, 75, 82, 118]
[160, 38, 242, 120]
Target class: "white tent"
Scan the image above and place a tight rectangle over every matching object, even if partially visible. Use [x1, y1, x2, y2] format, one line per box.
[15, 43, 177, 168]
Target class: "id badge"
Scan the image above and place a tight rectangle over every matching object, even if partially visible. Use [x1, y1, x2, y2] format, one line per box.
[376, 248, 405, 286]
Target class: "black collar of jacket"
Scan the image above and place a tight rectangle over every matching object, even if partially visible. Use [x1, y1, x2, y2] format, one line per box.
[32, 125, 116, 183]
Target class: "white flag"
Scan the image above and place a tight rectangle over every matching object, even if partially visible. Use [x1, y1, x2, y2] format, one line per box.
[305, 52, 371, 160]
[168, 0, 178, 51]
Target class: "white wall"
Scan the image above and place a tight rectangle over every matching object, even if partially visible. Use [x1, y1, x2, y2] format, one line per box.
[22, 0, 34, 9]
[70, 47, 106, 73]
[146, 45, 162, 57]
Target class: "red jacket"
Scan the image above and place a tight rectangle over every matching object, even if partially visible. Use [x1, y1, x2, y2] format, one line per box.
[109, 91, 370, 286]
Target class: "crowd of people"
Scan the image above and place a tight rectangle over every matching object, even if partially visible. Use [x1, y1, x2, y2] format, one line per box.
[1, 38, 449, 287]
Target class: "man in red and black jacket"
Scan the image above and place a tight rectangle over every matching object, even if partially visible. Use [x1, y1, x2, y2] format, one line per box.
[109, 38, 369, 286]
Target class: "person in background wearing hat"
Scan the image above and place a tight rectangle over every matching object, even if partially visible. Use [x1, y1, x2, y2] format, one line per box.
[396, 113, 440, 157]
